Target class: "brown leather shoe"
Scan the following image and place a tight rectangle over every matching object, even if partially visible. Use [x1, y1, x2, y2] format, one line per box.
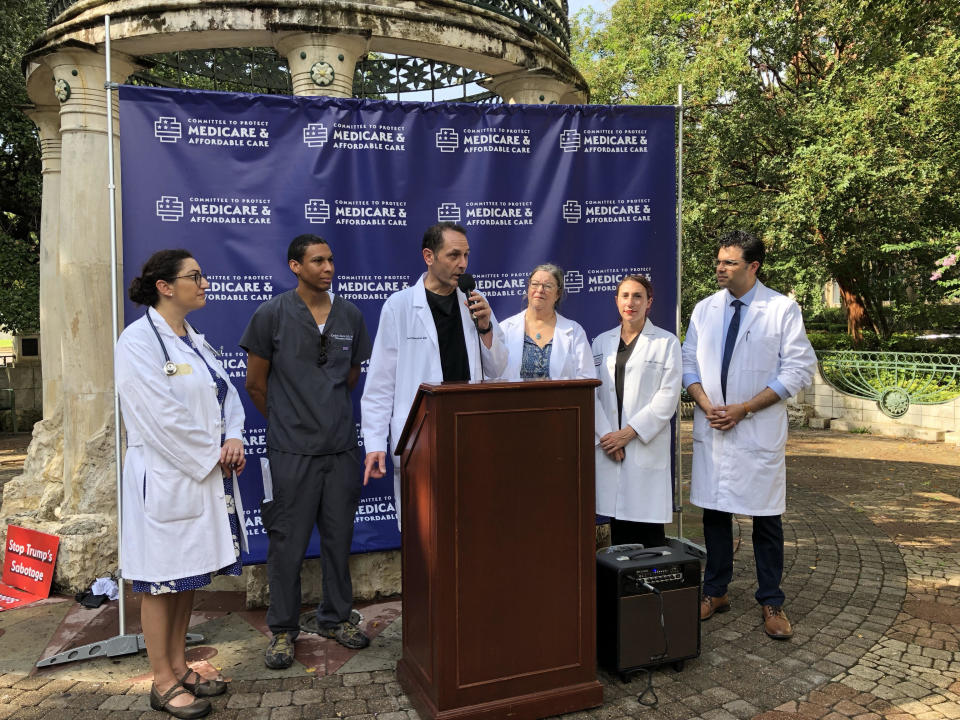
[700, 594, 730, 621]
[762, 605, 793, 639]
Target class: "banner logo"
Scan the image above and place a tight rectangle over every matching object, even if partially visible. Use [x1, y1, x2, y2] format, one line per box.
[205, 275, 275, 304]
[178, 196, 272, 224]
[564, 199, 652, 224]
[437, 202, 461, 223]
[243, 427, 267, 457]
[463, 128, 531, 154]
[582, 128, 648, 153]
[463, 200, 533, 227]
[436, 128, 459, 152]
[156, 195, 184, 222]
[332, 123, 405, 152]
[305, 199, 331, 224]
[472, 271, 529, 298]
[560, 129, 580, 152]
[587, 267, 652, 293]
[564, 270, 584, 293]
[562, 200, 582, 224]
[154, 116, 182, 143]
[186, 117, 270, 148]
[303, 123, 328, 148]
[335, 199, 407, 226]
[337, 274, 412, 301]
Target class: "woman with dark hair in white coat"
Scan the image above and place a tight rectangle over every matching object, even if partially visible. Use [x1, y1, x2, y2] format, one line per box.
[499, 263, 595, 381]
[115, 249, 247, 719]
[594, 275, 681, 548]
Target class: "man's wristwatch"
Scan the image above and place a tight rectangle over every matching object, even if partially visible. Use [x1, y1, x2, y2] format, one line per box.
[477, 324, 492, 335]
[742, 403, 754, 419]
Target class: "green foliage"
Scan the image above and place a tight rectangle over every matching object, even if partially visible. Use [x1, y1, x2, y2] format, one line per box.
[806, 331, 960, 355]
[0, 0, 45, 334]
[572, 0, 960, 339]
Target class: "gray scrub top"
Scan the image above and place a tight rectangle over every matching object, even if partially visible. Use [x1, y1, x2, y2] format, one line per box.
[240, 290, 372, 455]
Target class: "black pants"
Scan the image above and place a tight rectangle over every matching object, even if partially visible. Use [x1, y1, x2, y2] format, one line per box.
[702, 508, 785, 606]
[262, 449, 362, 637]
[610, 519, 666, 549]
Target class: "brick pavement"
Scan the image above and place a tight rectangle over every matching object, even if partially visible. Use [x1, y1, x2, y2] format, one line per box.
[0, 427, 957, 720]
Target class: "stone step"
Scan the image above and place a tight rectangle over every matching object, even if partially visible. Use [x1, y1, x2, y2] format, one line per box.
[827, 418, 947, 442]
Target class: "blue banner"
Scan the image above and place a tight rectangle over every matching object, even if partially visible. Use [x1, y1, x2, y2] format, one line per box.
[118, 85, 677, 563]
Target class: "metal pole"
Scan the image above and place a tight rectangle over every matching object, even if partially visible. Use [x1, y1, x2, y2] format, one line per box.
[37, 15, 202, 667]
[675, 84, 685, 541]
[104, 13, 126, 637]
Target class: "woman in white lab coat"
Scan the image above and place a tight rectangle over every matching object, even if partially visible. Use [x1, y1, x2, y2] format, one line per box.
[499, 263, 595, 381]
[115, 249, 246, 719]
[594, 275, 681, 548]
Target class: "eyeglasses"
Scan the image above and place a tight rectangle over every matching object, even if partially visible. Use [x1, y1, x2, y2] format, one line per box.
[318, 333, 327, 366]
[174, 272, 208, 286]
[530, 282, 557, 291]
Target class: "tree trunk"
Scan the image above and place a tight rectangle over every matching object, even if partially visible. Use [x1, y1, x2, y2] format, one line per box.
[835, 277, 868, 345]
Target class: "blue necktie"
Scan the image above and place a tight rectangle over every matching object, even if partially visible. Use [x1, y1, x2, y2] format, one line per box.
[720, 299, 743, 402]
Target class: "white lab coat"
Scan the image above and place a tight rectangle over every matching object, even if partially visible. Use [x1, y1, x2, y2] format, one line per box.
[498, 311, 596, 381]
[682, 282, 816, 516]
[361, 275, 508, 525]
[115, 312, 247, 582]
[593, 320, 681, 523]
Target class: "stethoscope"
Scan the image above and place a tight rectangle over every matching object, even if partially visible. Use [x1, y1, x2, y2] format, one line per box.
[146, 307, 221, 376]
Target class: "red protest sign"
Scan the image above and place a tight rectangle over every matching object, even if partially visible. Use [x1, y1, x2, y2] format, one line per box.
[2, 525, 60, 606]
[0, 583, 39, 611]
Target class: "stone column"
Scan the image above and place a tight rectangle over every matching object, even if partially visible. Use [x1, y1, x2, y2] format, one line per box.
[24, 105, 62, 419]
[47, 48, 138, 521]
[482, 69, 574, 104]
[275, 32, 368, 98]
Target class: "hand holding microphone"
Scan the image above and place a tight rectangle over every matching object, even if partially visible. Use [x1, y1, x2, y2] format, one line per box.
[457, 274, 492, 332]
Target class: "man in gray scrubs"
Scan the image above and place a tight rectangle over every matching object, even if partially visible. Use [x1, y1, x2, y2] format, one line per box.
[241, 234, 372, 667]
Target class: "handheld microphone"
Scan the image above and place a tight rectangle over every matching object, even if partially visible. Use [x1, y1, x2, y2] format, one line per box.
[457, 273, 476, 295]
[458, 274, 478, 326]
[457, 273, 486, 380]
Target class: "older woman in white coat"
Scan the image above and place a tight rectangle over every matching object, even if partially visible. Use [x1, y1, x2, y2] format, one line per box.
[499, 263, 594, 381]
[594, 275, 681, 548]
[116, 249, 247, 719]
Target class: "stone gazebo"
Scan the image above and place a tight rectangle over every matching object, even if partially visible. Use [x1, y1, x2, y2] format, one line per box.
[4, 0, 587, 598]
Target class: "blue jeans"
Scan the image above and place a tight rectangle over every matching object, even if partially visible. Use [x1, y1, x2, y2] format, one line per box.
[702, 508, 785, 606]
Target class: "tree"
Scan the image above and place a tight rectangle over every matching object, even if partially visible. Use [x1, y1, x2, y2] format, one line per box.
[572, 0, 960, 341]
[0, 0, 45, 335]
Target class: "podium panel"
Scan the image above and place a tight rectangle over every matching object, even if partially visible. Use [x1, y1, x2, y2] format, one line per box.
[395, 381, 603, 720]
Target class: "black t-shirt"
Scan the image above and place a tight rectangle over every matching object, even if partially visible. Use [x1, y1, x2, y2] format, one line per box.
[616, 333, 640, 425]
[239, 290, 372, 455]
[425, 289, 470, 382]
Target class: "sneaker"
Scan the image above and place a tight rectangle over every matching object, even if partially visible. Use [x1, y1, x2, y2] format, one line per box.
[300, 609, 364, 634]
[264, 631, 294, 669]
[318, 620, 370, 650]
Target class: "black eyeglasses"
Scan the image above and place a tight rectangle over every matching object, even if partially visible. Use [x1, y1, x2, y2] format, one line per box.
[318, 333, 327, 366]
[174, 271, 208, 286]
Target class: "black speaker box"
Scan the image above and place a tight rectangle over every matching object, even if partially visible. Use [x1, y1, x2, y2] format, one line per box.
[596, 539, 702, 675]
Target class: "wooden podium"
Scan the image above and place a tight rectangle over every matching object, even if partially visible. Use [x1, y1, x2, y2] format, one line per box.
[394, 379, 603, 720]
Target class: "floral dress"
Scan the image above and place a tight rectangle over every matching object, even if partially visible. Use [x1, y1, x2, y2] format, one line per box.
[520, 335, 552, 379]
[132, 334, 243, 595]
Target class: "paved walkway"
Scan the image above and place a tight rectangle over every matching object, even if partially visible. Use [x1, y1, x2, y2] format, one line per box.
[0, 426, 958, 719]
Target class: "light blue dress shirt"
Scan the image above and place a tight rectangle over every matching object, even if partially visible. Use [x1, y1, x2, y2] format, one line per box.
[682, 282, 789, 399]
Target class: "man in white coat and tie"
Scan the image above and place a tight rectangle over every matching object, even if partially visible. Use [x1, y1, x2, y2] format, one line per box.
[361, 222, 509, 523]
[682, 230, 815, 639]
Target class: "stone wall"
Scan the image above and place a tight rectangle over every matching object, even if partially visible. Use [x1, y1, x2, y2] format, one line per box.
[798, 368, 960, 440]
[1, 365, 43, 433]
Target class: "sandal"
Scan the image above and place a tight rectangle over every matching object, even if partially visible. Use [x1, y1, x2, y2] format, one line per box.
[150, 682, 212, 719]
[180, 669, 228, 697]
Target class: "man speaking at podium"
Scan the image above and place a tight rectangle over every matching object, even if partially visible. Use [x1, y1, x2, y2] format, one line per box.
[361, 222, 508, 524]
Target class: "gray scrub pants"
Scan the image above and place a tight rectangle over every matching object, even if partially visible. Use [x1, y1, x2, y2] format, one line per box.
[262, 448, 362, 637]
